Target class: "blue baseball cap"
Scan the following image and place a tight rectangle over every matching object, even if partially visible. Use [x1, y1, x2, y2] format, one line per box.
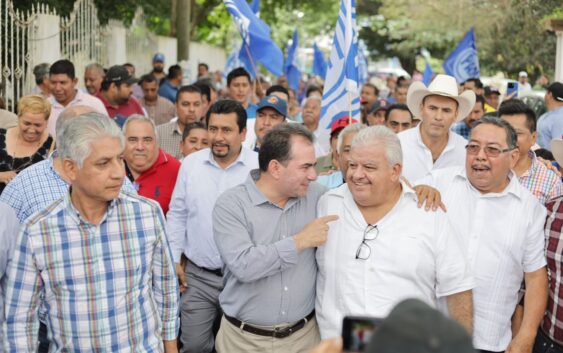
[257, 95, 288, 117]
[153, 53, 165, 63]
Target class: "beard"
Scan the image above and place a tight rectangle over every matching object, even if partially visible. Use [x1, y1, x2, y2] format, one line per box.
[153, 66, 164, 73]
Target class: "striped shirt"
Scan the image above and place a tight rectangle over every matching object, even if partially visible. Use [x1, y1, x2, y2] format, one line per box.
[156, 120, 183, 160]
[0, 153, 137, 223]
[140, 96, 176, 126]
[518, 150, 562, 205]
[3, 191, 179, 352]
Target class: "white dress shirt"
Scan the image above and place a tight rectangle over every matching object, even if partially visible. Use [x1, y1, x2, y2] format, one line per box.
[315, 182, 474, 339]
[166, 147, 258, 268]
[417, 166, 547, 351]
[398, 124, 467, 182]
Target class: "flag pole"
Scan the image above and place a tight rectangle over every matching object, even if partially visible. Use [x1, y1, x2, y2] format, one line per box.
[242, 42, 264, 96]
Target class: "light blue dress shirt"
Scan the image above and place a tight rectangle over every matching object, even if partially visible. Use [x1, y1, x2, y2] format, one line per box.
[537, 106, 563, 149]
[166, 147, 258, 268]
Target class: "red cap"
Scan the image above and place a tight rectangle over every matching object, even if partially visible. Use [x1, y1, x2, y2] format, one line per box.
[330, 116, 359, 134]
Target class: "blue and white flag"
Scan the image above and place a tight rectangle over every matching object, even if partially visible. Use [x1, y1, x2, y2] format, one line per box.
[312, 43, 327, 79]
[443, 27, 480, 83]
[224, 0, 283, 76]
[423, 61, 434, 86]
[224, 44, 255, 79]
[319, 0, 361, 134]
[284, 30, 301, 91]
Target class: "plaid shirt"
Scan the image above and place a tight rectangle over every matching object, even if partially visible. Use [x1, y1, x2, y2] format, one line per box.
[140, 96, 176, 126]
[451, 121, 471, 139]
[3, 191, 179, 352]
[543, 196, 563, 345]
[0, 153, 136, 223]
[156, 120, 183, 160]
[518, 150, 562, 205]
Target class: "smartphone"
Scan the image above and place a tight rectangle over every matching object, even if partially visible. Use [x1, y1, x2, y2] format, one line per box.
[342, 316, 384, 352]
[506, 81, 519, 97]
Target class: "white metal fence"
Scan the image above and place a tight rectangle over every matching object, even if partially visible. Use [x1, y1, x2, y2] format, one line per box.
[0, 0, 226, 112]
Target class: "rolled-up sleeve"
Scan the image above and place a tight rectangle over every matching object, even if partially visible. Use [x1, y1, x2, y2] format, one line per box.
[213, 192, 298, 283]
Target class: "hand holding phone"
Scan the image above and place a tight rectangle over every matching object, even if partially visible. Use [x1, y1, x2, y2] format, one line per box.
[506, 81, 519, 98]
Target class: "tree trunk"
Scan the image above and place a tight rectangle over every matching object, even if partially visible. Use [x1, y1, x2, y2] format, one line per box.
[177, 0, 191, 61]
[170, 0, 177, 36]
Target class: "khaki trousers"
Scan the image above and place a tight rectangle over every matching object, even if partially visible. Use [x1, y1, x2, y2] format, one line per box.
[215, 315, 321, 353]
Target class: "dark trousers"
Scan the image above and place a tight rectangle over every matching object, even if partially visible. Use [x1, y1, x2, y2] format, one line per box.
[479, 350, 504, 353]
[534, 329, 563, 353]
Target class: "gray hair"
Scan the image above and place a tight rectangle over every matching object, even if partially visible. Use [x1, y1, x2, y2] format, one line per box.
[301, 96, 322, 108]
[56, 105, 98, 141]
[122, 114, 158, 142]
[85, 63, 105, 75]
[351, 125, 403, 166]
[471, 115, 518, 149]
[58, 112, 125, 168]
[337, 123, 367, 154]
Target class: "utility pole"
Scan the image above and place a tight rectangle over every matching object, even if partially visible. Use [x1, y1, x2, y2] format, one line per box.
[177, 0, 191, 61]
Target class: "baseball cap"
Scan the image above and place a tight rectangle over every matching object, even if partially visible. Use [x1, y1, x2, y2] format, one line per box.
[330, 116, 358, 134]
[518, 71, 528, 78]
[257, 95, 288, 117]
[104, 65, 137, 85]
[547, 82, 563, 102]
[366, 299, 476, 353]
[153, 53, 165, 63]
[368, 100, 388, 115]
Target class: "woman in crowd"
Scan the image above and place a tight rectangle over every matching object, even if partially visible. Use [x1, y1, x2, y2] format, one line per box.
[0, 95, 54, 194]
[180, 121, 209, 158]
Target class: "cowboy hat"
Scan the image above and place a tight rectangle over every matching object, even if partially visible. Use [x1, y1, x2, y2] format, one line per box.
[406, 74, 476, 122]
[551, 139, 563, 166]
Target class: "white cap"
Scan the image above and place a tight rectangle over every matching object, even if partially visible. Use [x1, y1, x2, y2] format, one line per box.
[518, 71, 528, 77]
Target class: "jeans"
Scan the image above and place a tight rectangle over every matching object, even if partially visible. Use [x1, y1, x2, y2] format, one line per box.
[534, 329, 563, 353]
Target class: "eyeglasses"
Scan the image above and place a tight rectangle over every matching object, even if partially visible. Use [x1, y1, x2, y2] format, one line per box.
[356, 224, 379, 260]
[465, 143, 516, 157]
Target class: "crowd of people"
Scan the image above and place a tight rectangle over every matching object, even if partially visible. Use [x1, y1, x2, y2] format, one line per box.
[0, 52, 563, 353]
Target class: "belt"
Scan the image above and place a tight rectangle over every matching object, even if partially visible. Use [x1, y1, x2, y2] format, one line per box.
[540, 327, 563, 350]
[189, 259, 223, 277]
[199, 265, 223, 277]
[224, 311, 315, 339]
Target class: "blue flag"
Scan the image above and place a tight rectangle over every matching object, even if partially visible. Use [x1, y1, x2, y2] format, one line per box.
[224, 44, 255, 79]
[224, 0, 283, 76]
[250, 0, 259, 14]
[312, 43, 327, 79]
[443, 27, 480, 83]
[320, 0, 361, 135]
[284, 30, 301, 91]
[423, 61, 434, 86]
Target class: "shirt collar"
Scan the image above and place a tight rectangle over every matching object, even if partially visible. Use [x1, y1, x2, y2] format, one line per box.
[520, 150, 538, 179]
[415, 123, 458, 153]
[204, 146, 253, 169]
[453, 167, 523, 199]
[245, 169, 299, 209]
[50, 89, 80, 109]
[63, 188, 119, 226]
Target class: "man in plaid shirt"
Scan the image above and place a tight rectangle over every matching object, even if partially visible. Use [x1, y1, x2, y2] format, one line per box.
[3, 113, 179, 352]
[500, 100, 562, 205]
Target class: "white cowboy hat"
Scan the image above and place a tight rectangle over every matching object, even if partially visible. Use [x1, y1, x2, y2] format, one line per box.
[551, 139, 563, 166]
[406, 74, 476, 122]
